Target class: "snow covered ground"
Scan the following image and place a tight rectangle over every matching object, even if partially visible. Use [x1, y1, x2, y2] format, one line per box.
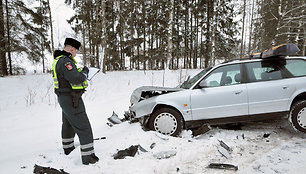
[1, 70, 306, 174]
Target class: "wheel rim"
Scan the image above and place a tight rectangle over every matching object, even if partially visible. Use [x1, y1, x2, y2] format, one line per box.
[297, 107, 306, 129]
[154, 113, 177, 135]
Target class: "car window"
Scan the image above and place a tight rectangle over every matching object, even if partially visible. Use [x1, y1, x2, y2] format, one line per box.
[202, 64, 241, 87]
[246, 60, 284, 82]
[285, 59, 306, 77]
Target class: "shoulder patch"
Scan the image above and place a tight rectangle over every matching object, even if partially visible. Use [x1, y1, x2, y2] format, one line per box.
[65, 62, 73, 71]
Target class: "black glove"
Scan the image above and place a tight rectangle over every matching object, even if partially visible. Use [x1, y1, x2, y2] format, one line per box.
[82, 66, 89, 74]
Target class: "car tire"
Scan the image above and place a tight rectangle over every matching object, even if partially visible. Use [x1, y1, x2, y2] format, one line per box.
[289, 100, 306, 133]
[148, 107, 183, 136]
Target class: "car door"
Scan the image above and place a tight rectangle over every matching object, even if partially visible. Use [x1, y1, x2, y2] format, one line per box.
[245, 60, 296, 115]
[190, 64, 248, 120]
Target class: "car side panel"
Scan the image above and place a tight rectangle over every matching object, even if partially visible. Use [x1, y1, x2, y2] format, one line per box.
[155, 90, 193, 121]
[288, 76, 306, 110]
[247, 78, 296, 114]
[190, 84, 248, 120]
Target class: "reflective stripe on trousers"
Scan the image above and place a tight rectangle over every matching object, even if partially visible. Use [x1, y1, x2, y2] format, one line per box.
[62, 137, 74, 149]
[80, 142, 94, 156]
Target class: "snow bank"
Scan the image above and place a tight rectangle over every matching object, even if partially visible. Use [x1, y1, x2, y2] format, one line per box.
[0, 70, 306, 174]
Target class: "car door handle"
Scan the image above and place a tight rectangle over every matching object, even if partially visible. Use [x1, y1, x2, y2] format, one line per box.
[234, 90, 243, 95]
[282, 86, 288, 89]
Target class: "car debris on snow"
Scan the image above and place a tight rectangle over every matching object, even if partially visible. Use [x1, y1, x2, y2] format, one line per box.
[217, 146, 231, 159]
[217, 140, 232, 159]
[219, 140, 232, 152]
[33, 164, 69, 174]
[150, 142, 156, 149]
[263, 133, 271, 138]
[207, 163, 238, 171]
[153, 150, 177, 159]
[108, 111, 124, 124]
[192, 124, 211, 136]
[113, 145, 147, 159]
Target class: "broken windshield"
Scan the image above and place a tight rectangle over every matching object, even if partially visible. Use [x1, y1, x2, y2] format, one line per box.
[180, 67, 212, 89]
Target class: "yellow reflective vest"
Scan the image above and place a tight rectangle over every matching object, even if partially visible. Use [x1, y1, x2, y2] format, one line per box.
[52, 55, 88, 90]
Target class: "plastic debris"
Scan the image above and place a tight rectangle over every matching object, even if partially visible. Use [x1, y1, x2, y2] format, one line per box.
[217, 146, 231, 159]
[217, 140, 232, 159]
[154, 150, 177, 159]
[108, 112, 123, 124]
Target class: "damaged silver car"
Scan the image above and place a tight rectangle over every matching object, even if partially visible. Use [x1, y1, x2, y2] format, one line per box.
[110, 44, 306, 136]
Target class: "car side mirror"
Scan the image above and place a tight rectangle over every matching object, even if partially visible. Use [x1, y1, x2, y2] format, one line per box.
[199, 80, 209, 88]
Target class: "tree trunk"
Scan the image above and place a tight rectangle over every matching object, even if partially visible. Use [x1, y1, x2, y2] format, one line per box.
[101, 0, 107, 73]
[240, 0, 246, 57]
[210, 0, 216, 65]
[118, 0, 124, 70]
[194, 4, 198, 69]
[5, 0, 11, 75]
[47, 0, 54, 53]
[42, 40, 45, 73]
[39, 0, 45, 73]
[163, 0, 174, 86]
[189, 0, 193, 69]
[166, 0, 174, 70]
[184, 1, 188, 69]
[142, 1, 146, 71]
[248, 0, 255, 54]
[204, 0, 211, 68]
[95, 1, 100, 68]
[0, 0, 8, 76]
[82, 23, 87, 66]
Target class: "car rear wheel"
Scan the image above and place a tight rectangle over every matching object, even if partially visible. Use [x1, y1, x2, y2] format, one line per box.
[148, 107, 183, 136]
[289, 100, 306, 133]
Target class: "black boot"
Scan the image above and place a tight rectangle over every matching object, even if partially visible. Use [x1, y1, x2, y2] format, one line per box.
[64, 146, 75, 155]
[82, 153, 99, 165]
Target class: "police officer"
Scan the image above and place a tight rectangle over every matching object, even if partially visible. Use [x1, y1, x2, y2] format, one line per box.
[52, 38, 99, 165]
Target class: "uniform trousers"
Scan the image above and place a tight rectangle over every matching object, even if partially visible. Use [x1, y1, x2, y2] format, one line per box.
[57, 94, 95, 163]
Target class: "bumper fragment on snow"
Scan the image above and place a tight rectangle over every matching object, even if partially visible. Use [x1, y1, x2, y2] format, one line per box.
[107, 111, 138, 126]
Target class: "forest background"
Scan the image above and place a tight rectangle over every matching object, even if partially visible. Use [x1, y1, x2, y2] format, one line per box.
[0, 0, 305, 76]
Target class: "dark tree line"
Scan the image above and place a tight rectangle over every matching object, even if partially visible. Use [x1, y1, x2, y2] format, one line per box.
[0, 0, 305, 76]
[66, 0, 240, 72]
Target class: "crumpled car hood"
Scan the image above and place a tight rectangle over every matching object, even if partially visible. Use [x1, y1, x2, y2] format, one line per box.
[130, 86, 182, 105]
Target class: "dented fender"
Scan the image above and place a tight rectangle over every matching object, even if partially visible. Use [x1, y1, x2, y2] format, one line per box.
[129, 90, 193, 121]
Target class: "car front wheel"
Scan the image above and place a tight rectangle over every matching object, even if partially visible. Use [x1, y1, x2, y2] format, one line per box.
[289, 100, 306, 133]
[148, 107, 183, 136]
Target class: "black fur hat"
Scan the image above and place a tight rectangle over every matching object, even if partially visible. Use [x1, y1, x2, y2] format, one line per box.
[64, 38, 81, 49]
